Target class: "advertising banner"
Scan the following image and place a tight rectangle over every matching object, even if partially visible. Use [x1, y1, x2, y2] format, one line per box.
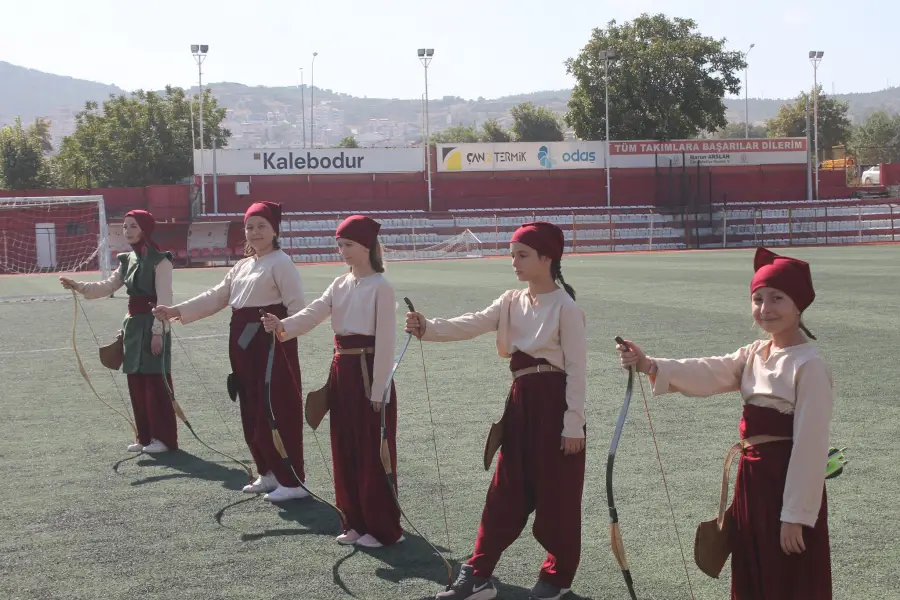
[436, 141, 606, 172]
[193, 148, 423, 175]
[610, 138, 808, 168]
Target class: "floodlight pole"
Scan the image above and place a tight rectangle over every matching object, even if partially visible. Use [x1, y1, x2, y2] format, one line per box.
[299, 68, 306, 148]
[745, 43, 755, 138]
[418, 48, 434, 212]
[311, 52, 318, 147]
[809, 50, 824, 199]
[599, 49, 617, 207]
[191, 44, 209, 213]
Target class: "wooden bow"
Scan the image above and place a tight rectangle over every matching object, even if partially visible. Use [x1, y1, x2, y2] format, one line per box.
[607, 336, 638, 599]
[379, 297, 452, 586]
[70, 290, 138, 439]
[609, 336, 695, 599]
[261, 311, 347, 529]
[157, 316, 255, 482]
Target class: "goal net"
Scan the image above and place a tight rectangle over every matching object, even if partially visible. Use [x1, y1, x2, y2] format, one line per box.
[0, 196, 111, 277]
[383, 228, 485, 261]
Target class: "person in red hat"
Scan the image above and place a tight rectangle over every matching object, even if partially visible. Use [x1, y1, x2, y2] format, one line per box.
[61, 209, 178, 454]
[261, 214, 403, 548]
[616, 247, 834, 600]
[153, 202, 310, 502]
[404, 221, 588, 600]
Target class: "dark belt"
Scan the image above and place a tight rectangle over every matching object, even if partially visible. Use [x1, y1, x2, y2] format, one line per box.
[512, 364, 565, 379]
[128, 295, 157, 315]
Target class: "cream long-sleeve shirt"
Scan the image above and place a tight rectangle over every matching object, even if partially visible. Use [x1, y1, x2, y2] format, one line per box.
[77, 259, 174, 335]
[174, 250, 306, 324]
[279, 272, 397, 405]
[420, 288, 588, 439]
[650, 339, 834, 527]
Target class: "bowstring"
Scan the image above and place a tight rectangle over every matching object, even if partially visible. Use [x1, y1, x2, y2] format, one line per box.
[75, 293, 134, 420]
[417, 337, 453, 559]
[167, 324, 249, 464]
[275, 337, 338, 494]
[637, 374, 696, 600]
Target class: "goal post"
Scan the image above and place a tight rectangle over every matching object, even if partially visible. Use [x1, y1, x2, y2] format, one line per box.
[0, 195, 111, 278]
[383, 228, 485, 261]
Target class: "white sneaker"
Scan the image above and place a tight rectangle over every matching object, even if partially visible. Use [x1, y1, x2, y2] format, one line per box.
[354, 532, 406, 548]
[242, 472, 278, 494]
[141, 439, 169, 453]
[335, 529, 361, 545]
[356, 533, 383, 548]
[263, 484, 310, 502]
[127, 443, 144, 453]
[356, 533, 405, 548]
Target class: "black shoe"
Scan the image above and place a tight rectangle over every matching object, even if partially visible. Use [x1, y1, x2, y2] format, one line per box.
[529, 579, 572, 600]
[435, 564, 497, 600]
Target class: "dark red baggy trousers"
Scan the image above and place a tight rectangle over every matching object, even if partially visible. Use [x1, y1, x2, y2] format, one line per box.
[229, 304, 305, 486]
[730, 404, 832, 600]
[468, 351, 586, 589]
[126, 295, 177, 449]
[328, 334, 401, 544]
[126, 373, 178, 449]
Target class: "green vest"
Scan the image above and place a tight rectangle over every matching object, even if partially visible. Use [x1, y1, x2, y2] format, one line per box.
[117, 247, 174, 375]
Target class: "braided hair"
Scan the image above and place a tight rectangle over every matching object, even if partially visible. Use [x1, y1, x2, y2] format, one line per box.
[550, 258, 576, 300]
[799, 319, 817, 340]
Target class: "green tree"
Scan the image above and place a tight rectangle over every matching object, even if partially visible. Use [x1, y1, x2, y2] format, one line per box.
[337, 135, 359, 148]
[480, 119, 512, 142]
[850, 110, 900, 164]
[429, 124, 480, 145]
[0, 117, 53, 189]
[565, 14, 746, 141]
[765, 87, 851, 160]
[29, 118, 54, 154]
[509, 102, 563, 142]
[54, 86, 229, 188]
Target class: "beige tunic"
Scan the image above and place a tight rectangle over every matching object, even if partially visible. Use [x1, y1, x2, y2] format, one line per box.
[651, 339, 834, 527]
[77, 259, 174, 335]
[280, 273, 397, 405]
[174, 250, 306, 323]
[420, 288, 588, 439]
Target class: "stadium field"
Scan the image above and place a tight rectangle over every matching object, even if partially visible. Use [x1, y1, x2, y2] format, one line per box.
[1, 245, 897, 600]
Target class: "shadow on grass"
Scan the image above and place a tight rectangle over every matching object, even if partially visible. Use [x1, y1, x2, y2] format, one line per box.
[349, 533, 568, 596]
[332, 546, 360, 598]
[128, 450, 250, 491]
[323, 526, 598, 598]
[410, 579, 596, 600]
[392, 549, 597, 600]
[112, 452, 141, 474]
[236, 495, 346, 541]
[214, 495, 259, 531]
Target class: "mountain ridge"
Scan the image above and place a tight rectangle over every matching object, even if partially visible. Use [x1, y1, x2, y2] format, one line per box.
[2, 61, 899, 147]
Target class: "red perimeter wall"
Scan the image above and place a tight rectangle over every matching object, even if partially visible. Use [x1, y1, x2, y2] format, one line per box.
[200, 165, 850, 213]
[1, 165, 859, 216]
[0, 185, 191, 221]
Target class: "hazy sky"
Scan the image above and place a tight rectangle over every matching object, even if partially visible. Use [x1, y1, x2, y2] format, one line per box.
[1, 0, 893, 101]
